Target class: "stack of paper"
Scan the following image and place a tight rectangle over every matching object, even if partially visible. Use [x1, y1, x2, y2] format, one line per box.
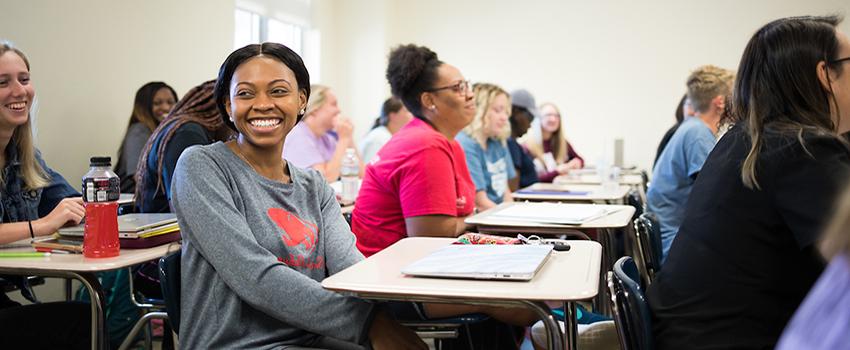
[488, 203, 607, 225]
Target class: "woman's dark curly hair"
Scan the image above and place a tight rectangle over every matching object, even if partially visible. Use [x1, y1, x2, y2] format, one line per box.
[386, 44, 443, 120]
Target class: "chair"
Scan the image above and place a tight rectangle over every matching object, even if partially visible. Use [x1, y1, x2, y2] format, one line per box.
[639, 170, 650, 193]
[626, 189, 644, 219]
[403, 313, 489, 350]
[608, 256, 653, 350]
[153, 250, 483, 348]
[632, 213, 662, 286]
[158, 251, 181, 335]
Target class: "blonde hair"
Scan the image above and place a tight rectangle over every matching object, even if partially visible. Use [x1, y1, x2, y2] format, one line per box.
[463, 83, 511, 148]
[0, 42, 49, 190]
[687, 65, 735, 114]
[820, 183, 850, 260]
[525, 102, 569, 163]
[304, 84, 330, 118]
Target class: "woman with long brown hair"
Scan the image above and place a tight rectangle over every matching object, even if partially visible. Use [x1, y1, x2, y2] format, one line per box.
[648, 15, 850, 349]
[115, 81, 178, 192]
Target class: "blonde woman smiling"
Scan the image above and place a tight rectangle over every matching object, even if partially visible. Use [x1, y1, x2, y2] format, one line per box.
[456, 83, 515, 210]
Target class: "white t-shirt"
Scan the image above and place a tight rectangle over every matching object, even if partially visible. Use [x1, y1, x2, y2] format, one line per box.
[358, 126, 392, 164]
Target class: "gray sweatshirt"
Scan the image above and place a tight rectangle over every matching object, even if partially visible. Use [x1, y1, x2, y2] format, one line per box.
[172, 142, 375, 349]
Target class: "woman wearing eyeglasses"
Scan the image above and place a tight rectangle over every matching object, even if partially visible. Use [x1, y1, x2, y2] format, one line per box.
[648, 16, 850, 349]
[352, 44, 537, 350]
[352, 44, 477, 257]
[523, 102, 584, 182]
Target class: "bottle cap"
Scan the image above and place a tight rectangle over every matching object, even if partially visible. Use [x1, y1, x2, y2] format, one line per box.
[89, 156, 112, 167]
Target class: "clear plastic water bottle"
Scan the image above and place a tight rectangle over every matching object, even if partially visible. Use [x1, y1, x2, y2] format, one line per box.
[341, 148, 360, 204]
[81, 156, 121, 258]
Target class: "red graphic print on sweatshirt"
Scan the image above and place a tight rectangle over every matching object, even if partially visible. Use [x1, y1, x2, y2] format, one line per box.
[267, 208, 318, 253]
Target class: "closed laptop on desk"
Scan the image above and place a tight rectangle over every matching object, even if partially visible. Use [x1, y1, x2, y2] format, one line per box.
[58, 213, 177, 238]
[401, 244, 554, 281]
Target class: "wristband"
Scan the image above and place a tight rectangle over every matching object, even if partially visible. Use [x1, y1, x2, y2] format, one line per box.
[28, 220, 35, 239]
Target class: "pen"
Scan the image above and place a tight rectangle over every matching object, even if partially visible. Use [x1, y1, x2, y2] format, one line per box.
[34, 248, 71, 254]
[0, 251, 51, 258]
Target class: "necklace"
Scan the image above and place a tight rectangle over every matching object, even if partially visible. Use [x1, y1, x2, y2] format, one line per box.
[231, 144, 289, 183]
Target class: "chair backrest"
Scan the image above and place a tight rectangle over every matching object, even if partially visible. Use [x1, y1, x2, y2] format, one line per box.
[608, 256, 653, 350]
[633, 213, 663, 284]
[627, 189, 644, 219]
[639, 170, 649, 193]
[159, 251, 181, 335]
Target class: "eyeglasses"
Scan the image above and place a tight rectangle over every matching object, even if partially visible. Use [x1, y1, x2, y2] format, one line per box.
[828, 56, 850, 66]
[426, 80, 472, 96]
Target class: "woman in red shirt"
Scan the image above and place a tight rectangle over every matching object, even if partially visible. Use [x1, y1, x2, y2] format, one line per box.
[352, 44, 536, 349]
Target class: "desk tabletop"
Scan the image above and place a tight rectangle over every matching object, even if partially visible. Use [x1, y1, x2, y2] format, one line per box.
[0, 242, 180, 273]
[323, 237, 601, 301]
[466, 202, 635, 230]
[554, 173, 643, 186]
[513, 183, 630, 202]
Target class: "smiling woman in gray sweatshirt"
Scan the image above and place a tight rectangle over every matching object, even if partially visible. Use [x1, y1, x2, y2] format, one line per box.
[171, 42, 426, 350]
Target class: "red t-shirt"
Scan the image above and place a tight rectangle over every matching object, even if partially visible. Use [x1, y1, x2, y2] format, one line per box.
[352, 118, 476, 257]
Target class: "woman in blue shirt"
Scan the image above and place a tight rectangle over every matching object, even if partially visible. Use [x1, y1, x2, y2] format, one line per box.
[0, 41, 90, 349]
[456, 83, 516, 210]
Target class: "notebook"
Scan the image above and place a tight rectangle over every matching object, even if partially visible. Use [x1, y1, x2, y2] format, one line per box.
[58, 213, 178, 239]
[488, 202, 608, 225]
[401, 244, 554, 281]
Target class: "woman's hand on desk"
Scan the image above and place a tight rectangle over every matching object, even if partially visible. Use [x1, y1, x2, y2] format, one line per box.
[369, 310, 428, 350]
[556, 159, 582, 175]
[35, 197, 84, 236]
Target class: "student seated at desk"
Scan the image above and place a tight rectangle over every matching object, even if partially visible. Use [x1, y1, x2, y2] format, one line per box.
[115, 81, 178, 193]
[282, 84, 365, 182]
[456, 83, 516, 210]
[135, 79, 235, 214]
[359, 97, 413, 164]
[0, 41, 90, 349]
[522, 101, 584, 182]
[648, 15, 850, 350]
[507, 89, 539, 191]
[647, 65, 734, 261]
[352, 44, 537, 350]
[172, 42, 426, 349]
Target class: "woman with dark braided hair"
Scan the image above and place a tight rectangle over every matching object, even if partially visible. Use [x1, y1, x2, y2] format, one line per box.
[135, 80, 234, 213]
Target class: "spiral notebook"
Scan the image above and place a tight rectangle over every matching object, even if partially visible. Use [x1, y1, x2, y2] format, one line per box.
[401, 244, 554, 281]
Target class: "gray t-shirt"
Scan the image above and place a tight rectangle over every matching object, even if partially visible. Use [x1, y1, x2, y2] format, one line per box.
[121, 122, 152, 176]
[172, 142, 374, 349]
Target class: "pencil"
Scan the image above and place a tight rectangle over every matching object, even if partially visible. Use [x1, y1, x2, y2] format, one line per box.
[0, 252, 51, 258]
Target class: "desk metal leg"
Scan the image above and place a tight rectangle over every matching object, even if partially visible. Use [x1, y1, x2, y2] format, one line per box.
[595, 228, 614, 316]
[517, 300, 565, 350]
[0, 268, 106, 350]
[69, 271, 107, 350]
[564, 302, 578, 350]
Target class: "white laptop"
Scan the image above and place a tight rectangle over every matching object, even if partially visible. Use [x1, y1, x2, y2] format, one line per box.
[488, 202, 608, 225]
[401, 244, 554, 281]
[58, 213, 177, 238]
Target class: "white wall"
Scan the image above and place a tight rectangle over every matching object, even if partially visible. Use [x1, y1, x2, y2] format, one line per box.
[326, 0, 850, 171]
[0, 0, 234, 189]
[2, 0, 850, 186]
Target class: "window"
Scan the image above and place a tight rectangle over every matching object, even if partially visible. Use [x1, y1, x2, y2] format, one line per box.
[233, 7, 320, 81]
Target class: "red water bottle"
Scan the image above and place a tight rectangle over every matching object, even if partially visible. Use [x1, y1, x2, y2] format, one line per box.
[82, 156, 120, 258]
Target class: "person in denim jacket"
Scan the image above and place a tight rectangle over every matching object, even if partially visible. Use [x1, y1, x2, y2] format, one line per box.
[0, 41, 90, 349]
